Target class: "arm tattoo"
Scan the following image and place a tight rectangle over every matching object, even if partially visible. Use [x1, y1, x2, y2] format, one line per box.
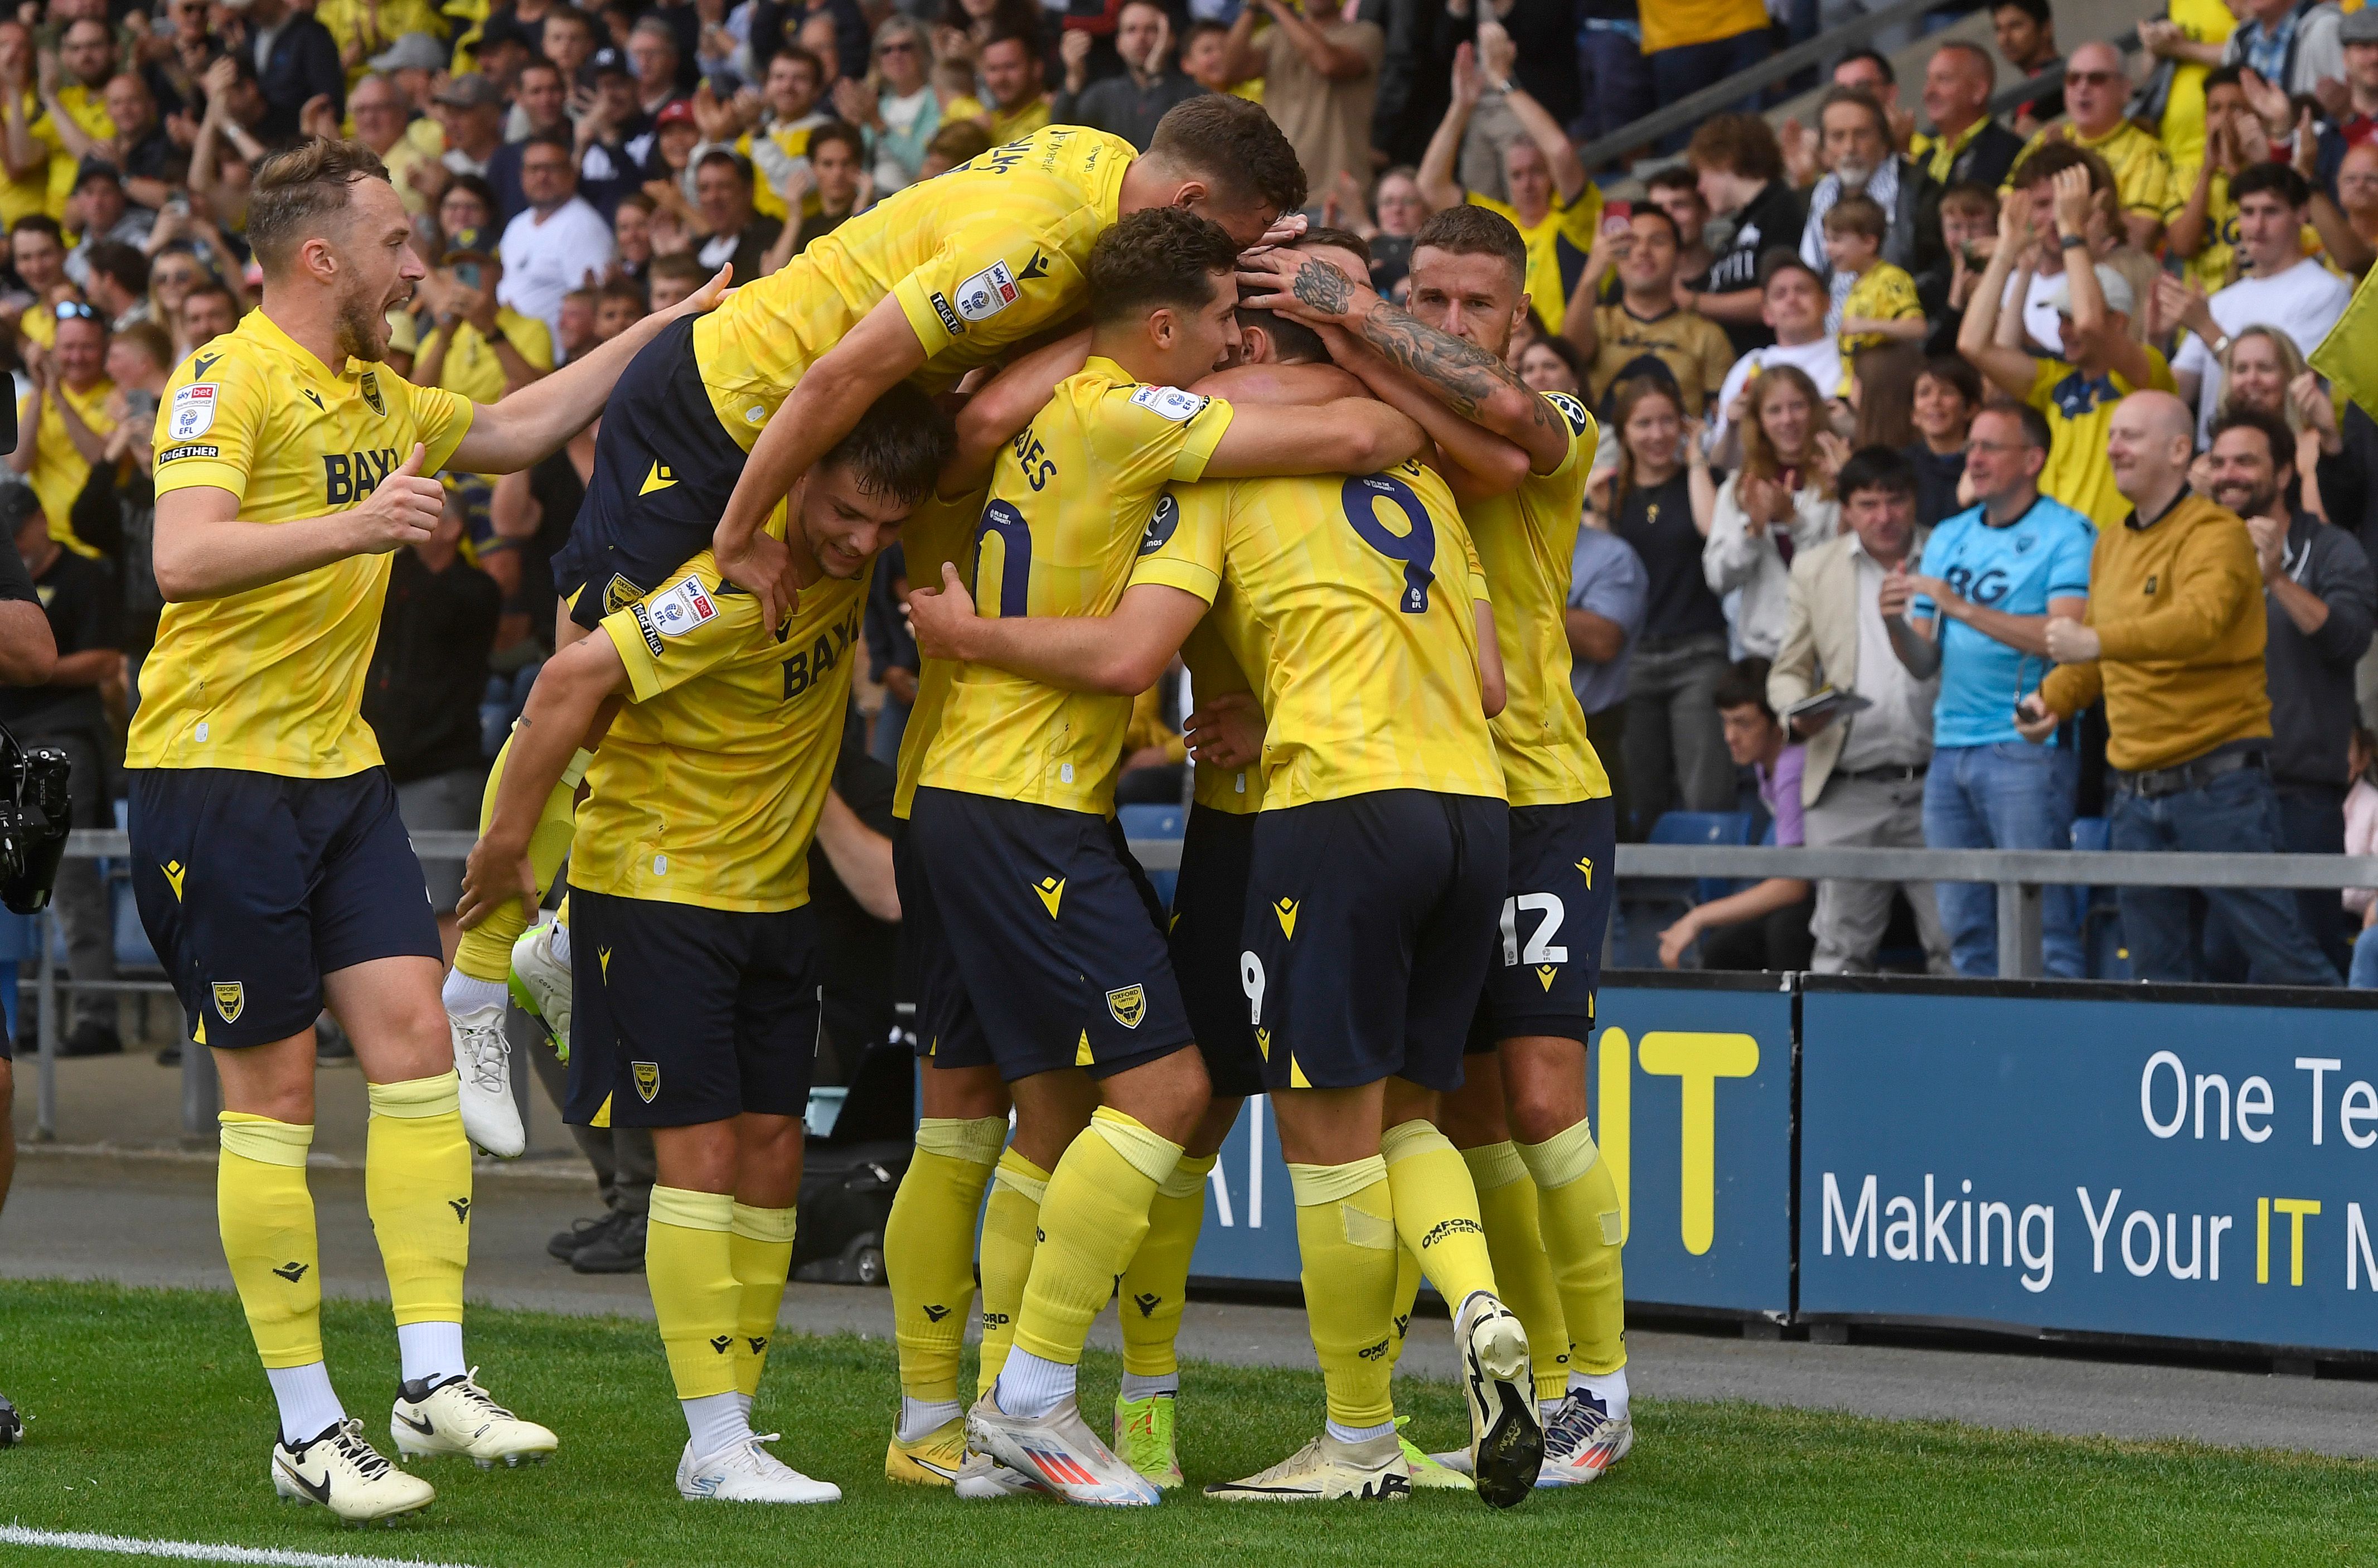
[1291, 258, 1355, 316]
[1353, 298, 1555, 434]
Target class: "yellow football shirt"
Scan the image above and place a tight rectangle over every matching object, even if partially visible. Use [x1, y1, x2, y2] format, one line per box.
[1466, 390, 1610, 807]
[0, 90, 59, 228]
[1182, 594, 1266, 814]
[1466, 188, 1601, 336]
[1838, 262, 1921, 354]
[127, 311, 475, 777]
[2027, 347, 2176, 531]
[918, 357, 1234, 816]
[741, 119, 818, 223]
[691, 124, 1135, 447]
[17, 374, 117, 558]
[892, 486, 983, 821]
[986, 95, 1053, 143]
[415, 307, 555, 408]
[573, 521, 863, 913]
[2010, 120, 2177, 225]
[1131, 461, 1505, 810]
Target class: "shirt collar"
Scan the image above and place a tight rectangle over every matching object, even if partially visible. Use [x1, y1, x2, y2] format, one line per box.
[2124, 487, 2190, 532]
[241, 307, 353, 381]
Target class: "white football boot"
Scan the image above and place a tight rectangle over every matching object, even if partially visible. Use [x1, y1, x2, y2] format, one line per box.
[273, 1419, 435, 1525]
[966, 1391, 1161, 1506]
[391, 1369, 558, 1468]
[1456, 1293, 1543, 1508]
[449, 1001, 522, 1158]
[507, 921, 572, 1063]
[1204, 1430, 1411, 1502]
[677, 1433, 842, 1503]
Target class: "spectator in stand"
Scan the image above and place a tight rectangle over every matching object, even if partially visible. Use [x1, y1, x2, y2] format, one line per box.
[2314, 11, 2378, 196]
[1904, 355, 1980, 527]
[644, 248, 708, 309]
[1639, 0, 1769, 148]
[2311, 138, 2378, 280]
[690, 147, 781, 279]
[2010, 41, 2177, 252]
[144, 250, 205, 347]
[437, 73, 510, 182]
[0, 485, 119, 1054]
[437, 172, 499, 253]
[864, 540, 917, 764]
[2136, 0, 2236, 177]
[1992, 0, 2064, 134]
[1880, 400, 2095, 978]
[1573, 0, 1651, 146]
[81, 241, 148, 332]
[1912, 41, 2025, 193]
[834, 18, 938, 193]
[1221, 0, 1381, 199]
[1927, 182, 1999, 356]
[1349, 164, 1427, 296]
[497, 128, 614, 352]
[1962, 173, 2174, 530]
[174, 278, 238, 364]
[2021, 391, 2340, 986]
[361, 484, 502, 964]
[1770, 446, 1951, 975]
[573, 47, 646, 217]
[626, 16, 687, 152]
[540, 6, 595, 85]
[1517, 335, 1583, 395]
[93, 74, 177, 217]
[489, 59, 573, 226]
[1644, 165, 1715, 285]
[790, 120, 866, 253]
[1053, 2, 1200, 152]
[9, 220, 75, 355]
[1563, 203, 1732, 416]
[736, 46, 831, 224]
[2194, 327, 2330, 517]
[2223, 0, 2347, 101]
[1707, 361, 1844, 660]
[1825, 193, 1926, 354]
[1683, 112, 1803, 356]
[64, 165, 152, 286]
[608, 188, 654, 286]
[555, 285, 599, 363]
[1601, 376, 1731, 830]
[1797, 89, 1943, 331]
[2162, 163, 2353, 448]
[95, 321, 171, 672]
[977, 29, 1051, 142]
[347, 71, 439, 220]
[1657, 659, 1817, 970]
[416, 227, 554, 405]
[1567, 504, 1648, 837]
[12, 303, 113, 558]
[2346, 728, 2378, 985]
[1417, 29, 1596, 334]
[1708, 255, 1844, 459]
[2199, 405, 2374, 978]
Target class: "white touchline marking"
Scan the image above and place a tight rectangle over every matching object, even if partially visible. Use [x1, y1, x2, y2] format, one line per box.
[0, 1523, 484, 1568]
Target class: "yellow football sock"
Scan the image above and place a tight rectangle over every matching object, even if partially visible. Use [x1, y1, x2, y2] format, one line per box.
[1386, 1243, 1421, 1373]
[647, 1187, 741, 1398]
[1381, 1119, 1499, 1309]
[1119, 1152, 1215, 1378]
[976, 1148, 1048, 1398]
[1466, 1141, 1571, 1401]
[1518, 1120, 1627, 1376]
[729, 1203, 797, 1399]
[452, 737, 590, 983]
[1012, 1108, 1180, 1369]
[888, 1116, 1006, 1405]
[218, 1114, 322, 1368]
[365, 1074, 470, 1328]
[1289, 1157, 1398, 1430]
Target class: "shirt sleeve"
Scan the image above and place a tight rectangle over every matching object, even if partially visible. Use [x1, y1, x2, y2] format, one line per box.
[1910, 524, 1947, 618]
[890, 212, 1088, 361]
[1094, 383, 1236, 488]
[2025, 357, 2062, 411]
[1771, 746, 1807, 846]
[1538, 391, 1595, 483]
[1126, 482, 1224, 604]
[2048, 514, 2095, 599]
[2172, 329, 2210, 378]
[152, 347, 267, 499]
[603, 553, 772, 702]
[1570, 535, 1646, 627]
[404, 376, 476, 473]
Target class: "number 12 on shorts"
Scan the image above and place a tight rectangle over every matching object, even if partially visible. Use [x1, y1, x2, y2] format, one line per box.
[1499, 893, 1567, 967]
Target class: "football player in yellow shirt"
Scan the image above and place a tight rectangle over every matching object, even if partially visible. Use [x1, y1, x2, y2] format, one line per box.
[459, 386, 953, 1507]
[909, 255, 1538, 1505]
[894, 209, 1421, 1507]
[1244, 202, 1634, 1484]
[125, 137, 724, 1525]
[445, 101, 1307, 1086]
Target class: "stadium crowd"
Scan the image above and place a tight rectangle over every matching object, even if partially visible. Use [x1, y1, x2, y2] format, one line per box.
[4, 0, 2378, 1067]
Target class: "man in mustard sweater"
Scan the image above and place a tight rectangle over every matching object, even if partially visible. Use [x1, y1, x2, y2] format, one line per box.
[2017, 390, 2338, 985]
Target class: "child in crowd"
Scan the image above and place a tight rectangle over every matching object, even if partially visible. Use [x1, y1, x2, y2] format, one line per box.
[1827, 194, 1925, 351]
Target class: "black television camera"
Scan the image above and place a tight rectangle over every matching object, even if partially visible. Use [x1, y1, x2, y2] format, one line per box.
[0, 722, 71, 914]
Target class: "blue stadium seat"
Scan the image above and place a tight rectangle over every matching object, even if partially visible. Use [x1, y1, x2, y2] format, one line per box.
[2069, 816, 2129, 979]
[1610, 812, 1755, 968]
[1648, 810, 1756, 906]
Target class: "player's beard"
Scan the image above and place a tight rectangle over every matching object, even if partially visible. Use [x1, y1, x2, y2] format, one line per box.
[332, 277, 389, 364]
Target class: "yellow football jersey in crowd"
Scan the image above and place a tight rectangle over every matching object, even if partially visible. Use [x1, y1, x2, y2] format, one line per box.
[1838, 262, 1922, 354]
[691, 125, 1136, 444]
[1182, 608, 1267, 815]
[129, 312, 474, 778]
[1131, 460, 1505, 810]
[572, 518, 863, 913]
[892, 486, 984, 821]
[1465, 188, 1602, 336]
[1469, 390, 1611, 807]
[919, 358, 1234, 815]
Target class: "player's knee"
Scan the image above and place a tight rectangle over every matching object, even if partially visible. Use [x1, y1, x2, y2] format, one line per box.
[920, 1062, 1009, 1121]
[1440, 1090, 1510, 1150]
[1508, 1100, 1585, 1148]
[1185, 1094, 1244, 1159]
[1108, 1045, 1210, 1145]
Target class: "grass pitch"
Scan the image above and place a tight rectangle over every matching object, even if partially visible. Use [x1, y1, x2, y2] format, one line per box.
[3, 1281, 2376, 1567]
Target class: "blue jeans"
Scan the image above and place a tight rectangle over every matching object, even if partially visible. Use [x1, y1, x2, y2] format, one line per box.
[1922, 743, 2084, 979]
[1574, 22, 1654, 143]
[869, 689, 911, 766]
[1645, 28, 1772, 151]
[2107, 764, 2341, 986]
[2351, 924, 2378, 988]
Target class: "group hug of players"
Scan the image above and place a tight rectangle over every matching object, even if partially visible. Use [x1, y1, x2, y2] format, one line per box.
[130, 95, 1631, 1524]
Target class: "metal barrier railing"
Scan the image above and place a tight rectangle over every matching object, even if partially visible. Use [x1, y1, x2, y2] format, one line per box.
[25, 833, 2377, 1143]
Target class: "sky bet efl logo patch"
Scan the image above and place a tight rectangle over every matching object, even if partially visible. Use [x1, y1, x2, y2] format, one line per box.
[168, 383, 216, 440]
[650, 577, 718, 637]
[956, 260, 1020, 322]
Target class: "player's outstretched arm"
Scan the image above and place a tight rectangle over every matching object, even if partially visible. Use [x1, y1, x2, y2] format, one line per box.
[153, 442, 446, 601]
[1316, 322, 1529, 500]
[909, 561, 1207, 695]
[1204, 395, 1425, 479]
[939, 328, 1092, 498]
[714, 293, 933, 626]
[1238, 250, 1570, 473]
[449, 263, 733, 476]
[1475, 597, 1507, 719]
[456, 627, 631, 931]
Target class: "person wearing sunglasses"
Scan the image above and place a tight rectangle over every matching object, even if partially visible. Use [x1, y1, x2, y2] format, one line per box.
[2007, 40, 2178, 253]
[9, 298, 117, 561]
[830, 16, 938, 194]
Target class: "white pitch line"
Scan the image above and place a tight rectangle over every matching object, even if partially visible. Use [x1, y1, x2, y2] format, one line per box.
[0, 1523, 483, 1568]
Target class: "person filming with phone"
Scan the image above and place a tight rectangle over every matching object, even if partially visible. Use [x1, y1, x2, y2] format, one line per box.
[1878, 399, 2095, 978]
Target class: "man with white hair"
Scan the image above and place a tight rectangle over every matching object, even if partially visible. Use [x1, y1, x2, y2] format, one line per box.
[1796, 85, 1941, 325]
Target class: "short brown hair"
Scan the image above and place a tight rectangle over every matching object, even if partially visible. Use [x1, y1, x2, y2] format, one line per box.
[246, 137, 393, 277]
[1412, 203, 1527, 288]
[926, 119, 992, 168]
[1938, 181, 1996, 222]
[1822, 193, 1887, 243]
[825, 381, 955, 507]
[1686, 112, 1783, 183]
[648, 250, 709, 287]
[2011, 139, 2112, 194]
[115, 319, 174, 371]
[1148, 95, 1307, 219]
[1088, 206, 1238, 326]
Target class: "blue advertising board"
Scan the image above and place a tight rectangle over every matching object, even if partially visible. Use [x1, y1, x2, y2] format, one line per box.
[1800, 976, 2378, 1353]
[1188, 972, 1796, 1320]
